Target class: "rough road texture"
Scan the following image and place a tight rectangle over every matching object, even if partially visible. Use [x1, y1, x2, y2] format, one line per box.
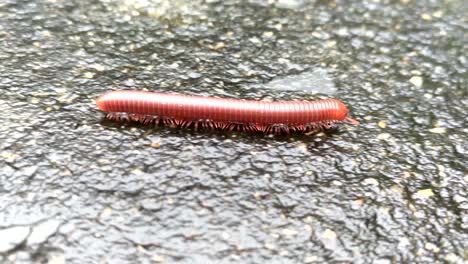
[0, 0, 466, 263]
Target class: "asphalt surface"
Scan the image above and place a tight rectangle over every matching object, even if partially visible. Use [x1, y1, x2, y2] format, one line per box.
[0, 0, 467, 263]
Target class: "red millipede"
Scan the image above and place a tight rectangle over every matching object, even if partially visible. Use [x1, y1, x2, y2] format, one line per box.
[96, 90, 359, 134]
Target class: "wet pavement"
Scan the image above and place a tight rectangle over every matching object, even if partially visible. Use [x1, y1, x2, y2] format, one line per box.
[0, 0, 467, 263]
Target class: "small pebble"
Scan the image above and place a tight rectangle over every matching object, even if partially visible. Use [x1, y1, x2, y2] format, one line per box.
[100, 207, 112, 218]
[425, 242, 440, 253]
[436, 164, 445, 177]
[1, 152, 20, 161]
[409, 76, 423, 87]
[433, 10, 443, 18]
[305, 256, 318, 263]
[444, 253, 460, 262]
[131, 168, 143, 175]
[296, 143, 308, 152]
[264, 243, 275, 250]
[136, 245, 146, 252]
[49, 255, 65, 264]
[377, 133, 391, 140]
[41, 31, 51, 37]
[332, 180, 343, 186]
[421, 13, 432, 20]
[354, 199, 364, 206]
[322, 229, 336, 240]
[327, 40, 336, 48]
[312, 31, 323, 38]
[429, 127, 446, 134]
[151, 141, 161, 148]
[416, 188, 434, 198]
[416, 248, 424, 256]
[212, 42, 225, 50]
[31, 98, 40, 104]
[378, 121, 387, 128]
[282, 228, 298, 236]
[152, 255, 164, 263]
[391, 185, 403, 194]
[263, 31, 274, 37]
[94, 64, 105, 72]
[83, 72, 95, 79]
[363, 178, 379, 186]
[188, 72, 201, 79]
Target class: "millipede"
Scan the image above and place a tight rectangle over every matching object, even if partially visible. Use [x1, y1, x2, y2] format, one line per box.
[96, 90, 359, 134]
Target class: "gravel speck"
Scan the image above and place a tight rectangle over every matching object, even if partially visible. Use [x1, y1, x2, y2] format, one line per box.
[429, 127, 446, 134]
[322, 229, 337, 240]
[363, 178, 379, 186]
[416, 189, 435, 198]
[409, 76, 423, 87]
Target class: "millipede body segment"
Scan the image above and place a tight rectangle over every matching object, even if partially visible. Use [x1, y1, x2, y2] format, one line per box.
[96, 90, 358, 134]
